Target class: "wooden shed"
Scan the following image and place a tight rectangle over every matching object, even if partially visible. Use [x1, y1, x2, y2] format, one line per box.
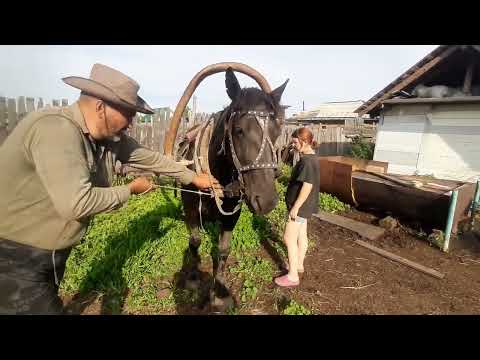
[355, 45, 480, 183]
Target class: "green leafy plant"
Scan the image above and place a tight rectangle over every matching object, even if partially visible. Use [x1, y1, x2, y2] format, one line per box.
[231, 255, 274, 302]
[349, 136, 375, 160]
[319, 192, 350, 214]
[281, 299, 312, 315]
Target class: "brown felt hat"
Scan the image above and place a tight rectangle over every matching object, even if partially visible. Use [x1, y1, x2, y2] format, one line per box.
[62, 63, 154, 114]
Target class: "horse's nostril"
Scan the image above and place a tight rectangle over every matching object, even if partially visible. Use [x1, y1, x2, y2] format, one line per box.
[255, 196, 262, 211]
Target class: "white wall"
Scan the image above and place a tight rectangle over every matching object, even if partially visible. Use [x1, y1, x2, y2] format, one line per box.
[374, 103, 480, 182]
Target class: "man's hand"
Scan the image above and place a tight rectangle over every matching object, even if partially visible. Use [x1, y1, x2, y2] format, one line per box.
[128, 176, 153, 195]
[191, 173, 222, 191]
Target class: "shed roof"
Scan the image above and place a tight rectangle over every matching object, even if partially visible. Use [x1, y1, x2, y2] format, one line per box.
[293, 100, 368, 119]
[355, 45, 480, 117]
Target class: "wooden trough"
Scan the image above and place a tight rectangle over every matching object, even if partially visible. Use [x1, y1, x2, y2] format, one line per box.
[318, 156, 478, 250]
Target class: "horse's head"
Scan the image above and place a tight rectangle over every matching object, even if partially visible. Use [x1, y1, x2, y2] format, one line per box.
[223, 68, 289, 215]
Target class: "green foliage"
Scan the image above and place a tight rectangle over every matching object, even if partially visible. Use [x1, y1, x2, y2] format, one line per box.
[281, 299, 312, 315]
[319, 192, 350, 214]
[61, 164, 297, 314]
[349, 136, 375, 160]
[230, 255, 274, 302]
[277, 163, 292, 187]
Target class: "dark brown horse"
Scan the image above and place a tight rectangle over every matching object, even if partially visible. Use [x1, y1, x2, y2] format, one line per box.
[164, 63, 288, 310]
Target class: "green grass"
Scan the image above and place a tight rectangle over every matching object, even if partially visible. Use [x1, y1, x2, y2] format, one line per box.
[281, 299, 312, 315]
[61, 166, 335, 314]
[61, 177, 288, 313]
[230, 254, 275, 303]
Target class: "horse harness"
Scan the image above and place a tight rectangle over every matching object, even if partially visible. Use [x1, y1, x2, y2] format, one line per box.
[180, 109, 279, 216]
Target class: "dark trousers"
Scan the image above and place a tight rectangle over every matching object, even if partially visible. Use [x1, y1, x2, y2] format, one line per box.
[0, 238, 72, 315]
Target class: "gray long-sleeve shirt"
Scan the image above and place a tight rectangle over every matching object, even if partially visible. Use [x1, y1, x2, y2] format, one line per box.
[0, 102, 195, 250]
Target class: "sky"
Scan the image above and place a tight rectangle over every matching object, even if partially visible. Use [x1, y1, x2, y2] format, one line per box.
[0, 45, 439, 117]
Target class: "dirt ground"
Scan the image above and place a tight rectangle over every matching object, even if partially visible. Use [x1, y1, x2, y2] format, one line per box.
[63, 209, 480, 315]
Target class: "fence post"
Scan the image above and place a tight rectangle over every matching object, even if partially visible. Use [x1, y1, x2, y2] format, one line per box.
[17, 96, 27, 122]
[152, 112, 161, 152]
[7, 98, 18, 133]
[0, 97, 7, 145]
[146, 123, 153, 149]
[37, 98, 44, 109]
[26, 97, 35, 113]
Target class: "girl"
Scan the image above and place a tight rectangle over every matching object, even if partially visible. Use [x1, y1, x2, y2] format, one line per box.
[275, 127, 320, 287]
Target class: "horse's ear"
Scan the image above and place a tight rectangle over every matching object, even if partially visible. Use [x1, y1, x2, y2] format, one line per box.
[225, 67, 241, 101]
[270, 79, 289, 104]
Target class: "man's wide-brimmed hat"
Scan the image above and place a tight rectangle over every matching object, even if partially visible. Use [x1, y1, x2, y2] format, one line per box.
[62, 63, 154, 114]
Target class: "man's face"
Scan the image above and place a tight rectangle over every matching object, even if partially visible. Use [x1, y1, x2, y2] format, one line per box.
[97, 101, 136, 140]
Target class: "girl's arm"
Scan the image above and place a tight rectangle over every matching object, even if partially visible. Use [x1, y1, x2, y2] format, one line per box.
[289, 182, 313, 219]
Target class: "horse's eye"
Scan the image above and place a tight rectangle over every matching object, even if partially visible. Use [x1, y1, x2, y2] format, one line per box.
[233, 127, 243, 135]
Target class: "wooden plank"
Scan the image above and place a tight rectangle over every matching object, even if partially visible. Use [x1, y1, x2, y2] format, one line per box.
[152, 113, 161, 152]
[359, 46, 459, 116]
[0, 97, 7, 145]
[7, 98, 18, 132]
[452, 182, 476, 233]
[313, 211, 385, 241]
[354, 239, 445, 279]
[17, 96, 27, 121]
[146, 124, 153, 149]
[26, 97, 35, 113]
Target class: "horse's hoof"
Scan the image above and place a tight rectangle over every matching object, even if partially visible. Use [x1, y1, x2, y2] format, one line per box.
[185, 279, 201, 291]
[212, 295, 235, 312]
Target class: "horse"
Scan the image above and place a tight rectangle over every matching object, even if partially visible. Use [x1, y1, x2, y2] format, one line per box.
[163, 63, 288, 310]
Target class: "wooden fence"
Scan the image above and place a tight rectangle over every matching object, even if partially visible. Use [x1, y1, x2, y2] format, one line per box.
[0, 96, 213, 152]
[1, 96, 376, 157]
[0, 96, 69, 145]
[126, 111, 213, 154]
[277, 123, 377, 156]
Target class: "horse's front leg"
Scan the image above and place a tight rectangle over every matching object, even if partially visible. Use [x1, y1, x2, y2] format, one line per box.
[211, 211, 240, 312]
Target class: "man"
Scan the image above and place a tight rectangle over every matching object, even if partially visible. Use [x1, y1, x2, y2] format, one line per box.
[0, 63, 219, 314]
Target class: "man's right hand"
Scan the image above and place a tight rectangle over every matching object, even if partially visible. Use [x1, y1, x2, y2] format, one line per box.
[128, 176, 153, 195]
[191, 172, 223, 191]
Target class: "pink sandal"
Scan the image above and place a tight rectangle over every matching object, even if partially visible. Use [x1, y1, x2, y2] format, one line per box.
[274, 274, 300, 287]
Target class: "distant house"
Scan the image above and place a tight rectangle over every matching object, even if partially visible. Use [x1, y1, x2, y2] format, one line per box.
[288, 100, 372, 126]
[355, 45, 480, 182]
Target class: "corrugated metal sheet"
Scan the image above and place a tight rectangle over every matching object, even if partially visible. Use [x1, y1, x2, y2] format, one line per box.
[293, 100, 368, 119]
[355, 45, 450, 115]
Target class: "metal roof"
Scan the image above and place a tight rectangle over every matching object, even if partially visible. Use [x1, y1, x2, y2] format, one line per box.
[293, 100, 368, 119]
[353, 45, 477, 116]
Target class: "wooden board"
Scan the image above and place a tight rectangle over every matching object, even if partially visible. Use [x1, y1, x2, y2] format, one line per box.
[313, 211, 385, 241]
[352, 171, 450, 230]
[7, 98, 17, 132]
[452, 182, 477, 233]
[0, 97, 7, 145]
[354, 240, 445, 279]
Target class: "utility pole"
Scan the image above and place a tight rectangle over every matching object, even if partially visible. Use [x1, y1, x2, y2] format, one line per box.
[192, 95, 197, 126]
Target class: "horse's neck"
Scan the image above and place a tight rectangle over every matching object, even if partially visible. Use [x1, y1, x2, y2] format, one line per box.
[208, 109, 235, 184]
